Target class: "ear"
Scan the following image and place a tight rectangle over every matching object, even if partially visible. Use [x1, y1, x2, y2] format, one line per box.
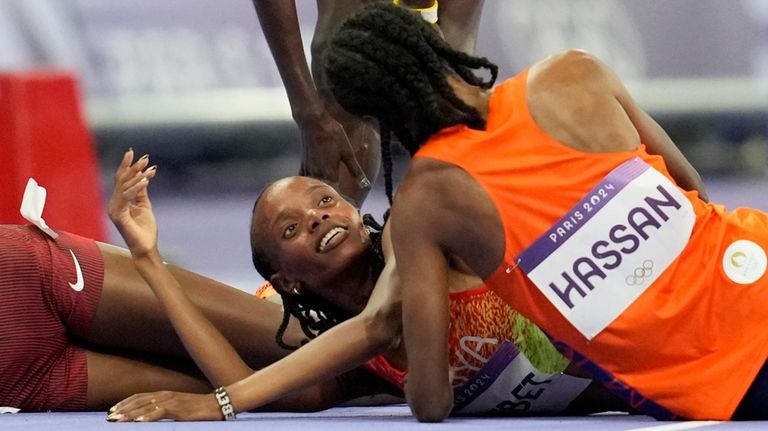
[270, 273, 303, 296]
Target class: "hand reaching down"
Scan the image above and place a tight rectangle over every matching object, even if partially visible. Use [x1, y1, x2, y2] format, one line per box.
[298, 111, 371, 196]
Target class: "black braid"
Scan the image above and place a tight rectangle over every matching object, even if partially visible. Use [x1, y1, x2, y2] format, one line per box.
[363, 211, 388, 279]
[378, 122, 395, 204]
[324, 3, 498, 203]
[274, 286, 350, 350]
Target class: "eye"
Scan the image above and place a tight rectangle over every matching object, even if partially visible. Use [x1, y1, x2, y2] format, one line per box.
[319, 196, 333, 206]
[283, 223, 297, 238]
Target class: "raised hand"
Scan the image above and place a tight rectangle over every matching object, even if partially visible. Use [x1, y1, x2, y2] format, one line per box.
[106, 390, 222, 422]
[107, 149, 158, 257]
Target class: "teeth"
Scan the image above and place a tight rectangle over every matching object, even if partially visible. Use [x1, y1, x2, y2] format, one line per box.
[319, 227, 346, 252]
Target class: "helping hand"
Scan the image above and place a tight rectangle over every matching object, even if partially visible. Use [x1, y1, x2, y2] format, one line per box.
[298, 111, 370, 193]
[107, 149, 158, 257]
[106, 391, 222, 422]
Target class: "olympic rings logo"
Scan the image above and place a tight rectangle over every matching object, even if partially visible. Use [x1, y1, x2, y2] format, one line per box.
[625, 260, 654, 286]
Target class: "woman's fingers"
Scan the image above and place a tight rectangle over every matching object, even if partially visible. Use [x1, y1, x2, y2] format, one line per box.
[133, 166, 157, 208]
[115, 152, 156, 200]
[115, 150, 150, 184]
[107, 391, 218, 422]
[114, 149, 138, 184]
[107, 392, 168, 422]
[120, 167, 156, 200]
[108, 150, 158, 221]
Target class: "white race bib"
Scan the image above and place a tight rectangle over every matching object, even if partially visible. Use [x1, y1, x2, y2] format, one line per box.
[452, 341, 590, 415]
[517, 158, 695, 339]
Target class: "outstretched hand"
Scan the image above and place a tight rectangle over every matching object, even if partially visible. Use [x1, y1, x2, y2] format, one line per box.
[107, 149, 158, 257]
[106, 390, 221, 422]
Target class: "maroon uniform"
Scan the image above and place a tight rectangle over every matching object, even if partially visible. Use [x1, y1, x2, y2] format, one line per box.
[0, 225, 103, 410]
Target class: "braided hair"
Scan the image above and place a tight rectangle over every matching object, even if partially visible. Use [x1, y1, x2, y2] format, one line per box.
[250, 190, 388, 350]
[324, 2, 498, 203]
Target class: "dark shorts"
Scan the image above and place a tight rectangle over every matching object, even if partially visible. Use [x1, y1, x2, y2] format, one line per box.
[733, 358, 768, 420]
[0, 225, 104, 411]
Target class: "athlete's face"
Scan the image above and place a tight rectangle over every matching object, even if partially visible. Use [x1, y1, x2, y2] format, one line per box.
[252, 177, 371, 308]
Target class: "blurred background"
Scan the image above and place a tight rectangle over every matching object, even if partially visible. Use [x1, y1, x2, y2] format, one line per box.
[1, 0, 766, 292]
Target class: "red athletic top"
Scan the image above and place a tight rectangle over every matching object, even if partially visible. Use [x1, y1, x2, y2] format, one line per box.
[413, 70, 768, 419]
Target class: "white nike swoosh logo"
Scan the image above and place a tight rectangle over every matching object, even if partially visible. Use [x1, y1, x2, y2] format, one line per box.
[68, 249, 84, 292]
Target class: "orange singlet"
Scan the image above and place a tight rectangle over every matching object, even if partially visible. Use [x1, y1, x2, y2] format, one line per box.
[414, 70, 768, 419]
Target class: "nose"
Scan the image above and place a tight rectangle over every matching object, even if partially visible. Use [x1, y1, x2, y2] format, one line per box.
[307, 209, 330, 232]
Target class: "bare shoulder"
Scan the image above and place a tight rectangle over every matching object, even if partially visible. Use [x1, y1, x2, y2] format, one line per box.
[391, 158, 505, 279]
[394, 158, 469, 221]
[529, 49, 612, 91]
[526, 49, 638, 153]
[389, 160, 454, 243]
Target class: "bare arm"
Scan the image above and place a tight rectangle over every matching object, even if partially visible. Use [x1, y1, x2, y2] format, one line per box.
[530, 50, 708, 201]
[614, 89, 709, 201]
[251, 0, 368, 194]
[251, 0, 318, 123]
[109, 277, 401, 421]
[108, 168, 402, 421]
[390, 180, 453, 422]
[227, 294, 400, 414]
[108, 150, 253, 387]
[224, 230, 403, 413]
[594, 54, 709, 201]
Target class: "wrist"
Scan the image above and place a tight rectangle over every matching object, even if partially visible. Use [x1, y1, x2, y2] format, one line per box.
[131, 248, 163, 266]
[393, 0, 438, 24]
[214, 386, 237, 421]
[292, 101, 329, 125]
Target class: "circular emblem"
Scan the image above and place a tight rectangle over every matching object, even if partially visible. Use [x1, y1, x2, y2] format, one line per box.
[722, 240, 767, 285]
[625, 260, 654, 286]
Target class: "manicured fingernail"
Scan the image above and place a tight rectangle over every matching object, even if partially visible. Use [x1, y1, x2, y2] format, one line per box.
[139, 154, 149, 160]
[106, 413, 123, 421]
[146, 165, 157, 172]
[127, 147, 133, 153]
[108, 405, 116, 414]
[134, 416, 145, 422]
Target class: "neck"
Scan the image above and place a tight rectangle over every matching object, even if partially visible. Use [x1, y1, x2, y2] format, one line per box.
[446, 74, 492, 122]
[325, 248, 377, 316]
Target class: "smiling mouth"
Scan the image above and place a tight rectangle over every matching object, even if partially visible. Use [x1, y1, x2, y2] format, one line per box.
[318, 227, 349, 253]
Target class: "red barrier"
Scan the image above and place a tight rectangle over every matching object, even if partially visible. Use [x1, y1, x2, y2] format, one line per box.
[0, 71, 107, 241]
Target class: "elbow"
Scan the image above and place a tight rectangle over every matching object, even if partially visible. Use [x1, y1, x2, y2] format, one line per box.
[407, 383, 453, 422]
[409, 397, 452, 423]
[362, 304, 402, 353]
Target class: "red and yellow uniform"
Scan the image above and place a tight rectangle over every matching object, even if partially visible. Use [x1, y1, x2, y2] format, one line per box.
[363, 285, 568, 390]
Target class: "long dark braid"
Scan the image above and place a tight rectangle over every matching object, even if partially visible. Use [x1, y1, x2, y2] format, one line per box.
[324, 3, 498, 202]
[252, 206, 389, 350]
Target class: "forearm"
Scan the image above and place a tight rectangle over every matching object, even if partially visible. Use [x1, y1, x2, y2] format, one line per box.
[225, 315, 391, 413]
[391, 186, 454, 422]
[251, 0, 323, 120]
[257, 368, 400, 412]
[132, 251, 253, 386]
[603, 56, 709, 201]
[638, 111, 708, 201]
[402, 283, 452, 421]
